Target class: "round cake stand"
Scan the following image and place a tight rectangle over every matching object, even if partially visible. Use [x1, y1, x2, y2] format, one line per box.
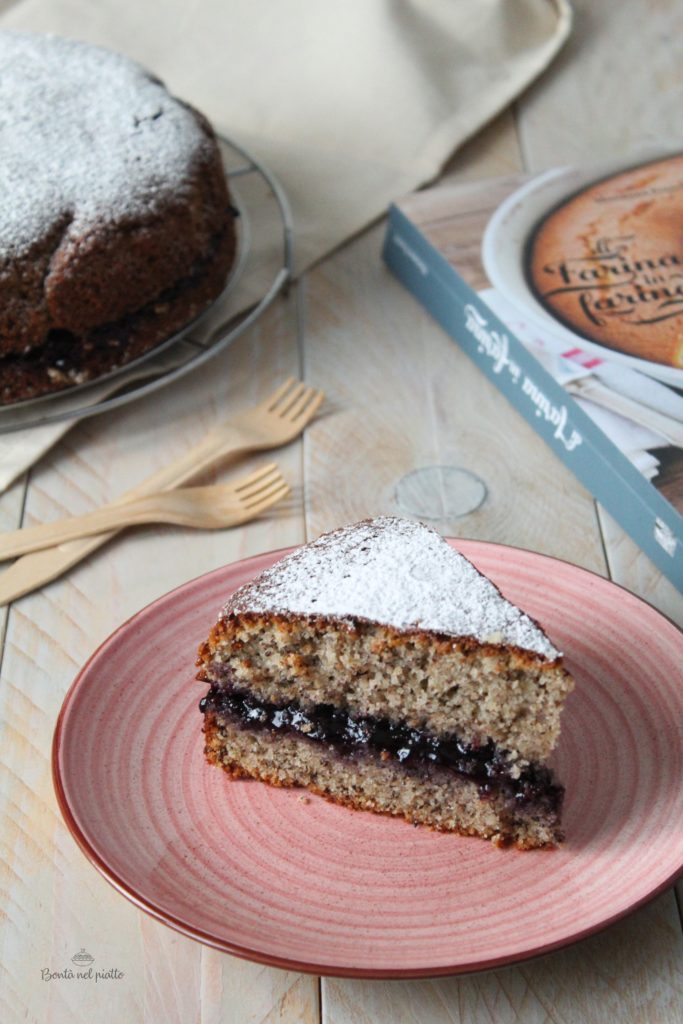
[0, 136, 293, 434]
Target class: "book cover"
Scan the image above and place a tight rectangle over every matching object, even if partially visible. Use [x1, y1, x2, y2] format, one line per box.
[382, 161, 683, 592]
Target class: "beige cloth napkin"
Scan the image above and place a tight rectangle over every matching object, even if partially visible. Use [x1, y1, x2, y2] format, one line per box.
[0, 0, 572, 490]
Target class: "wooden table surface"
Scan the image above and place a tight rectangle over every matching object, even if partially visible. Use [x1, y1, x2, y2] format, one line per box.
[2, 3, 683, 1021]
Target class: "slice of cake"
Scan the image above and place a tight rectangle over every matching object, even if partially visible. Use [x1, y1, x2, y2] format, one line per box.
[196, 517, 574, 848]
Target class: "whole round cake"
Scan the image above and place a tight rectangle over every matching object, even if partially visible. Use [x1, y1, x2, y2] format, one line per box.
[526, 153, 683, 368]
[0, 31, 237, 403]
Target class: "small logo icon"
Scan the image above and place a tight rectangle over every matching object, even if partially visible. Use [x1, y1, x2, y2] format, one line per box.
[71, 949, 95, 967]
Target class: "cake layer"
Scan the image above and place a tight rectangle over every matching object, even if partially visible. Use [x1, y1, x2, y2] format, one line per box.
[200, 685, 563, 813]
[223, 518, 561, 659]
[203, 708, 563, 848]
[199, 614, 572, 763]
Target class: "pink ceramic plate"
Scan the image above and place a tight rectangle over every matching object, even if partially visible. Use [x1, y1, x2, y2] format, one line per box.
[53, 541, 683, 978]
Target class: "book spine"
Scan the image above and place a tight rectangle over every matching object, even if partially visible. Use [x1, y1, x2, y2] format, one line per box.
[383, 203, 683, 592]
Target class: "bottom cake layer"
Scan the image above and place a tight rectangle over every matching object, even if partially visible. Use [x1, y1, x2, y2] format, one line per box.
[203, 709, 563, 849]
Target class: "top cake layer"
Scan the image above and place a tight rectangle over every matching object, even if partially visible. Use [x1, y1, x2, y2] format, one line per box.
[224, 517, 561, 661]
[0, 31, 218, 261]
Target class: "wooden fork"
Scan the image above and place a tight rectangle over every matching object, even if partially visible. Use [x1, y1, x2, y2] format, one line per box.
[0, 378, 323, 604]
[0, 465, 290, 559]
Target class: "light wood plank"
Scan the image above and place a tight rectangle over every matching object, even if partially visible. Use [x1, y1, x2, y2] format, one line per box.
[0, 476, 26, 649]
[0, 289, 318, 1024]
[200, 953, 319, 1024]
[597, 507, 683, 628]
[323, 892, 683, 1024]
[301, 221, 605, 574]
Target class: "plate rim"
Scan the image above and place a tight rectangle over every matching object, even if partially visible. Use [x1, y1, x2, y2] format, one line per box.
[52, 539, 683, 978]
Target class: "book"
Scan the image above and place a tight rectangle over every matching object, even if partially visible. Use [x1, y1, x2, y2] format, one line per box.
[382, 168, 683, 592]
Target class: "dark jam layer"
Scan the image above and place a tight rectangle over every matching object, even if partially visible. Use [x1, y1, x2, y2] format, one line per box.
[200, 685, 563, 815]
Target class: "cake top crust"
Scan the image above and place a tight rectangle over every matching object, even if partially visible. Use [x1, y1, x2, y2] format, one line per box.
[224, 517, 561, 661]
[0, 31, 215, 261]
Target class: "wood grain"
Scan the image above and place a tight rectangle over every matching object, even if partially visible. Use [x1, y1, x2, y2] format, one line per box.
[597, 507, 683, 626]
[0, 476, 26, 647]
[302, 213, 605, 576]
[322, 892, 683, 1024]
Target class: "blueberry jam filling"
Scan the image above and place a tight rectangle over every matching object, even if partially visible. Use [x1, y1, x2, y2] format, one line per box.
[200, 686, 563, 815]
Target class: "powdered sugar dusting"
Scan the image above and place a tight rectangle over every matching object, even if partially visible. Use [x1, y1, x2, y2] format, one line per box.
[225, 517, 561, 660]
[0, 31, 213, 259]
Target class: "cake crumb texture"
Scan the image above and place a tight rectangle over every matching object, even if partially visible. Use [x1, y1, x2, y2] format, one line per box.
[204, 713, 562, 849]
[201, 613, 572, 763]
